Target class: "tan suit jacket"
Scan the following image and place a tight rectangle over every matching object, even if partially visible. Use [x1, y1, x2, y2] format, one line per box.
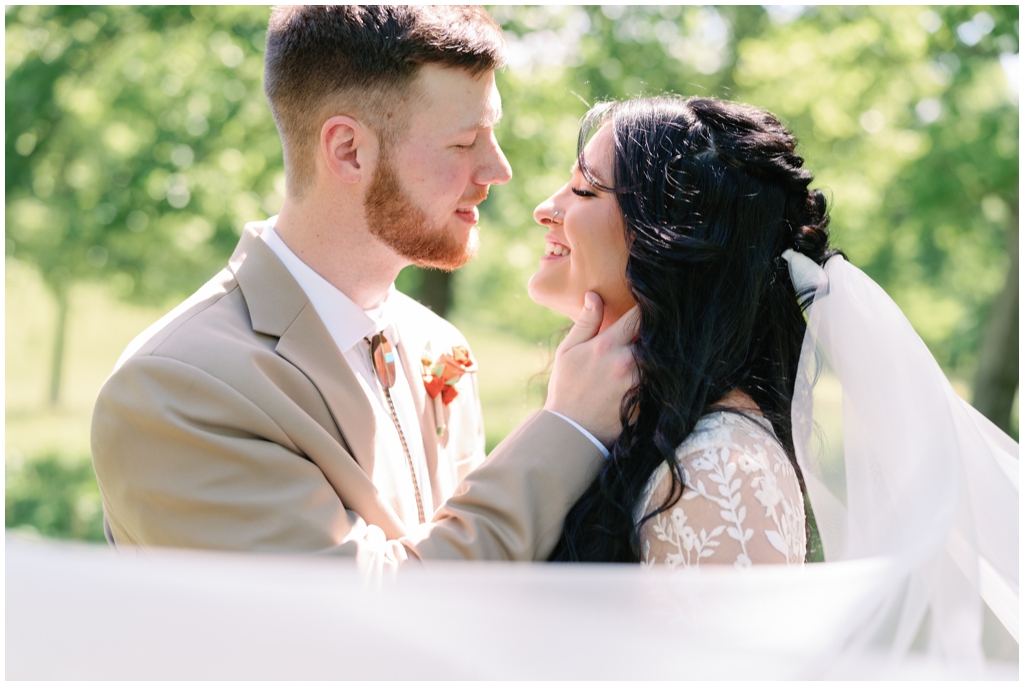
[91, 224, 603, 561]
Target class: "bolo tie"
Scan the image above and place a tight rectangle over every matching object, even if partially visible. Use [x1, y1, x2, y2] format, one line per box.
[367, 332, 426, 524]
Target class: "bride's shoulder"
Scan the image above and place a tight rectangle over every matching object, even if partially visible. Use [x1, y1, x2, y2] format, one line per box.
[675, 412, 790, 472]
[638, 411, 807, 569]
[638, 411, 791, 516]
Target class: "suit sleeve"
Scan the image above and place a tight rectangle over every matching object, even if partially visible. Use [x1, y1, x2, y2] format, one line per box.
[93, 356, 604, 561]
[92, 355, 367, 553]
[403, 410, 605, 561]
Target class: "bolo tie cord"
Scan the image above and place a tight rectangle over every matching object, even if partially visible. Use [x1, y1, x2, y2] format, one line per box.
[367, 333, 426, 525]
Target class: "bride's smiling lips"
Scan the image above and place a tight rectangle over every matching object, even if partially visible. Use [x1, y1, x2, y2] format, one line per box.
[542, 233, 570, 260]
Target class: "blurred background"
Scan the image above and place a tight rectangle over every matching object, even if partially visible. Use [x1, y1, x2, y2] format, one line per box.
[6, 5, 1018, 543]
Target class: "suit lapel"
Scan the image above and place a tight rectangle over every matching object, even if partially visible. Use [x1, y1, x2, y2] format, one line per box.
[230, 224, 406, 539]
[275, 307, 376, 475]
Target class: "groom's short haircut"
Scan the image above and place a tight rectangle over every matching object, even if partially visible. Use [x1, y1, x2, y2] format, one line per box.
[264, 5, 505, 197]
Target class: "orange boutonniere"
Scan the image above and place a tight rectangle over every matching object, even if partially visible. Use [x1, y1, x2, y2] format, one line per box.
[421, 344, 477, 435]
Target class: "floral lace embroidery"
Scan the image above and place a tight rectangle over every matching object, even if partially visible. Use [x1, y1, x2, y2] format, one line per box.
[639, 413, 806, 571]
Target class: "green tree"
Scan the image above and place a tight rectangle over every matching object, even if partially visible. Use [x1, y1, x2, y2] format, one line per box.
[732, 6, 1018, 432]
[6, 5, 280, 404]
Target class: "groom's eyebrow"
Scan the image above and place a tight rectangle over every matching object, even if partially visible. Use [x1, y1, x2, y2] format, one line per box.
[464, 105, 502, 132]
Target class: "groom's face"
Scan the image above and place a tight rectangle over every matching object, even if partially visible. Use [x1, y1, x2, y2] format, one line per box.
[364, 65, 512, 271]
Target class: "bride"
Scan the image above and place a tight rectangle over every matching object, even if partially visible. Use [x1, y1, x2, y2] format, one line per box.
[525, 95, 1018, 665]
[529, 96, 838, 566]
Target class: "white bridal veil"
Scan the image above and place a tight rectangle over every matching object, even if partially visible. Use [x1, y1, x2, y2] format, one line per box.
[784, 250, 1018, 672]
[6, 253, 1018, 679]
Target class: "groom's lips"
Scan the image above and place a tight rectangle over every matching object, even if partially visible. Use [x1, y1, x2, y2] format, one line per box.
[454, 206, 479, 224]
[455, 194, 487, 225]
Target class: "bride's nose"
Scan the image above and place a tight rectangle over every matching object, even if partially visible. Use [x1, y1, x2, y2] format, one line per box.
[534, 198, 562, 226]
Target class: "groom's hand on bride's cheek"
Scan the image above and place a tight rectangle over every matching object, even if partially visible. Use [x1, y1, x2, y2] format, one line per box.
[545, 292, 639, 448]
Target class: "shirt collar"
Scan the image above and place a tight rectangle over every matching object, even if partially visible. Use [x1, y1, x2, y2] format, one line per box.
[261, 219, 394, 354]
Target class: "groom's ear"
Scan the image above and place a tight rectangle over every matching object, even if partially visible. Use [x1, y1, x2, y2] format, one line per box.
[320, 115, 374, 184]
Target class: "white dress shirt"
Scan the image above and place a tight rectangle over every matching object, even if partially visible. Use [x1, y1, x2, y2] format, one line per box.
[261, 224, 434, 525]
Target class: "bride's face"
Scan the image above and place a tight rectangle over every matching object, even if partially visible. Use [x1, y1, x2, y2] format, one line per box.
[527, 124, 635, 328]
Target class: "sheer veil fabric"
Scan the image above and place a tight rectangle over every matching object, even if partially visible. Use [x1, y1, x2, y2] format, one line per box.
[784, 249, 1018, 669]
[5, 253, 1018, 679]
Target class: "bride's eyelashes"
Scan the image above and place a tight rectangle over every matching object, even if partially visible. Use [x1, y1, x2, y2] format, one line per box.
[571, 187, 596, 198]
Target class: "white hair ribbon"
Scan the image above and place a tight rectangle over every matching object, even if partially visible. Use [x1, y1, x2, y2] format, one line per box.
[781, 248, 827, 292]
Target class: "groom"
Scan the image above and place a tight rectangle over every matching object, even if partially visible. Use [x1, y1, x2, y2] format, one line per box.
[91, 6, 634, 563]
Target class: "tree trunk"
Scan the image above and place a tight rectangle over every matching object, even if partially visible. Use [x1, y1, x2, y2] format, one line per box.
[418, 269, 453, 318]
[972, 205, 1019, 435]
[48, 281, 70, 407]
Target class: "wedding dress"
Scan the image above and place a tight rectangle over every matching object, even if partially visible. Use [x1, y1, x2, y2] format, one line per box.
[638, 411, 807, 569]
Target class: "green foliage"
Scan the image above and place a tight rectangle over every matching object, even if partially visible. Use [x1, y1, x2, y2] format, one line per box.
[805, 493, 825, 563]
[6, 5, 279, 303]
[6, 455, 106, 542]
[731, 6, 1019, 369]
[6, 5, 1017, 364]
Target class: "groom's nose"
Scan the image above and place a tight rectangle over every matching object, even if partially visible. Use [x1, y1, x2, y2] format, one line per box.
[473, 133, 513, 187]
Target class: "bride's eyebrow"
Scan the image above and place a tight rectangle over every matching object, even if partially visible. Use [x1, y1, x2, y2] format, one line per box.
[571, 162, 601, 180]
[572, 160, 608, 188]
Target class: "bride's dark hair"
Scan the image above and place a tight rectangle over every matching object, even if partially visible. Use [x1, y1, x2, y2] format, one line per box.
[550, 96, 841, 563]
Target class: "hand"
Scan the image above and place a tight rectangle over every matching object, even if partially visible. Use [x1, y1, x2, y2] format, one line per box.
[544, 292, 638, 447]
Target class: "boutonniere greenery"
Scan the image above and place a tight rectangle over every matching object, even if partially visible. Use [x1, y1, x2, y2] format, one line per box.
[421, 343, 477, 435]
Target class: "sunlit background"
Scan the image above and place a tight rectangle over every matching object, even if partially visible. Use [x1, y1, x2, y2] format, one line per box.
[6, 6, 1018, 543]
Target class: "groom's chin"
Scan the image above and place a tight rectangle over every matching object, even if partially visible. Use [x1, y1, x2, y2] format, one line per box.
[463, 227, 480, 263]
[412, 227, 479, 272]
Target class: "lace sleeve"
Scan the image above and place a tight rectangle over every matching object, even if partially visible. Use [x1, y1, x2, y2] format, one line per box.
[639, 415, 806, 570]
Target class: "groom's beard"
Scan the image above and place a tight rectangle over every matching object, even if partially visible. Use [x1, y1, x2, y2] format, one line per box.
[363, 151, 479, 272]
